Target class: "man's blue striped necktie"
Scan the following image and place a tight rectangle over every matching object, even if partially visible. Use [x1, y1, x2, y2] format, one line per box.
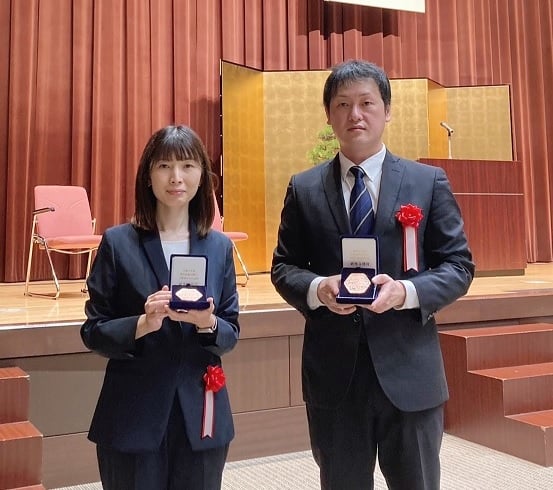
[349, 166, 375, 235]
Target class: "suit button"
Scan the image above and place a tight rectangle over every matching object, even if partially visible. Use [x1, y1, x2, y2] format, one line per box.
[353, 313, 361, 324]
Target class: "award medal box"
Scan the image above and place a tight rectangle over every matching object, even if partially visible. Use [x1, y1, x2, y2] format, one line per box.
[169, 254, 209, 311]
[336, 236, 379, 304]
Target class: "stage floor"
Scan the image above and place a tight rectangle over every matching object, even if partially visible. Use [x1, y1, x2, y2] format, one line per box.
[1, 263, 553, 328]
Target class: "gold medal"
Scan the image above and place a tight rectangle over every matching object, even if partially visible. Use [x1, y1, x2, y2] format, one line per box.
[175, 287, 203, 302]
[343, 272, 371, 295]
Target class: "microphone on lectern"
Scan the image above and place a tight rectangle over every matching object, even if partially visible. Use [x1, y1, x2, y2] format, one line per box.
[440, 121, 455, 135]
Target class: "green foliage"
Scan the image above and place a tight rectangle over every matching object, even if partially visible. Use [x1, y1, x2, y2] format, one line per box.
[308, 125, 340, 165]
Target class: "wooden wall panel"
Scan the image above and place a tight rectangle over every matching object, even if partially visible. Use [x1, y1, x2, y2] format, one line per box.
[455, 195, 526, 272]
[230, 406, 310, 461]
[289, 334, 304, 407]
[219, 336, 290, 413]
[42, 433, 99, 489]
[6, 354, 105, 437]
[427, 159, 522, 193]
[420, 158, 526, 274]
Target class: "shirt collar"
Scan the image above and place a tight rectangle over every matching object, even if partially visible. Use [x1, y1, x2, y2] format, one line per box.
[339, 144, 386, 182]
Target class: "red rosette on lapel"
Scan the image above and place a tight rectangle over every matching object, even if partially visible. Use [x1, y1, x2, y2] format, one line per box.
[396, 204, 424, 272]
[201, 365, 226, 438]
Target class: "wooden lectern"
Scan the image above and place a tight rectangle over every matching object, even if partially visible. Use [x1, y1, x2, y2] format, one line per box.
[419, 159, 526, 275]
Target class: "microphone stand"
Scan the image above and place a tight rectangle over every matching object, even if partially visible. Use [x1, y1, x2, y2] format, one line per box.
[447, 129, 453, 159]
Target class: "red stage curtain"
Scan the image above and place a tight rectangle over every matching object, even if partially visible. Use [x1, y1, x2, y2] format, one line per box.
[1, 0, 552, 282]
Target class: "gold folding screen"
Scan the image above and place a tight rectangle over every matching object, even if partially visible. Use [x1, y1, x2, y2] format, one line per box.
[221, 62, 512, 273]
[263, 70, 331, 269]
[445, 86, 513, 161]
[385, 79, 430, 160]
[221, 63, 266, 273]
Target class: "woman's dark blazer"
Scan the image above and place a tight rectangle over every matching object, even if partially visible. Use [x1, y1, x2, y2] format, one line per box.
[81, 222, 240, 452]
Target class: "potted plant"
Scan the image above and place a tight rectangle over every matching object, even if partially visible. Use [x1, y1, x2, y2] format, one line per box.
[308, 125, 340, 165]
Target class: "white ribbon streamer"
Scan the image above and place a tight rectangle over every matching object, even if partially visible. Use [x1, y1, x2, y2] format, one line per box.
[403, 225, 419, 271]
[202, 390, 215, 438]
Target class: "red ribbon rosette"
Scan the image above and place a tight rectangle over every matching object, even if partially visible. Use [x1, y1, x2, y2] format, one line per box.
[395, 204, 424, 271]
[396, 204, 424, 228]
[201, 365, 226, 438]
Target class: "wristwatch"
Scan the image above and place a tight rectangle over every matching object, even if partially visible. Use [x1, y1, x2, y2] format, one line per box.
[196, 317, 218, 334]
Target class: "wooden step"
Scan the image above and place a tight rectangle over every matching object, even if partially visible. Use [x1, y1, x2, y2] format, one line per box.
[472, 362, 553, 415]
[439, 323, 553, 466]
[440, 323, 553, 370]
[0, 421, 43, 489]
[0, 367, 30, 423]
[11, 486, 47, 490]
[504, 410, 553, 466]
[508, 407, 553, 426]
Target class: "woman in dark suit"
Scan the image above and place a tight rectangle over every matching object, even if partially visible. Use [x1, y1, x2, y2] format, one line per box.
[81, 125, 240, 490]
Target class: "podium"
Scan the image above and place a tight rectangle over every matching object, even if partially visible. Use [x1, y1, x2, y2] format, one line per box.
[419, 159, 526, 275]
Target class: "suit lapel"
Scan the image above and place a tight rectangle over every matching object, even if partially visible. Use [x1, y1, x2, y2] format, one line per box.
[322, 155, 350, 235]
[374, 152, 405, 233]
[140, 229, 169, 288]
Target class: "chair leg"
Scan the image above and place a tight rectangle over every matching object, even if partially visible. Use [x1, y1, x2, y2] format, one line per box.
[25, 218, 60, 299]
[24, 232, 36, 297]
[45, 245, 61, 299]
[25, 244, 61, 299]
[231, 242, 249, 287]
[81, 249, 96, 294]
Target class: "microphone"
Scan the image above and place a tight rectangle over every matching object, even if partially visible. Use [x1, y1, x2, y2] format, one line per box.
[440, 121, 454, 135]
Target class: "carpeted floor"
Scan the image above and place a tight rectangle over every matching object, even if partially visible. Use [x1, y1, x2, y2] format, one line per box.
[53, 433, 553, 490]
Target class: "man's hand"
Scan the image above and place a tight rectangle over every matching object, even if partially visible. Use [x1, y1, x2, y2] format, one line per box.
[359, 274, 406, 314]
[317, 275, 357, 315]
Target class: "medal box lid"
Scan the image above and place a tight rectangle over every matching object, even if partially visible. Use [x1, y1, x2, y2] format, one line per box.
[169, 254, 209, 310]
[336, 236, 379, 304]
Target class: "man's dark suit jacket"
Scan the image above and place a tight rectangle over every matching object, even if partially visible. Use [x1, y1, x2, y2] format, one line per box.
[272, 152, 474, 412]
[81, 222, 239, 452]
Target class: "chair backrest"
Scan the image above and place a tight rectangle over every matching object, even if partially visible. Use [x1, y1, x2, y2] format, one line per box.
[212, 193, 223, 232]
[34, 185, 94, 238]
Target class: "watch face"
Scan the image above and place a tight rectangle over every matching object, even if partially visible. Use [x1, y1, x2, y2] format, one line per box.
[343, 272, 372, 295]
[196, 326, 215, 334]
[175, 287, 203, 302]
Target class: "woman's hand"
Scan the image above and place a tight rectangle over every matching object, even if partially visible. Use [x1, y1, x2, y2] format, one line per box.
[136, 285, 172, 339]
[167, 297, 216, 330]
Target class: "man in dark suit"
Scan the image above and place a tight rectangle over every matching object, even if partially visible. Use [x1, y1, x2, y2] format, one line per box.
[271, 61, 474, 490]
